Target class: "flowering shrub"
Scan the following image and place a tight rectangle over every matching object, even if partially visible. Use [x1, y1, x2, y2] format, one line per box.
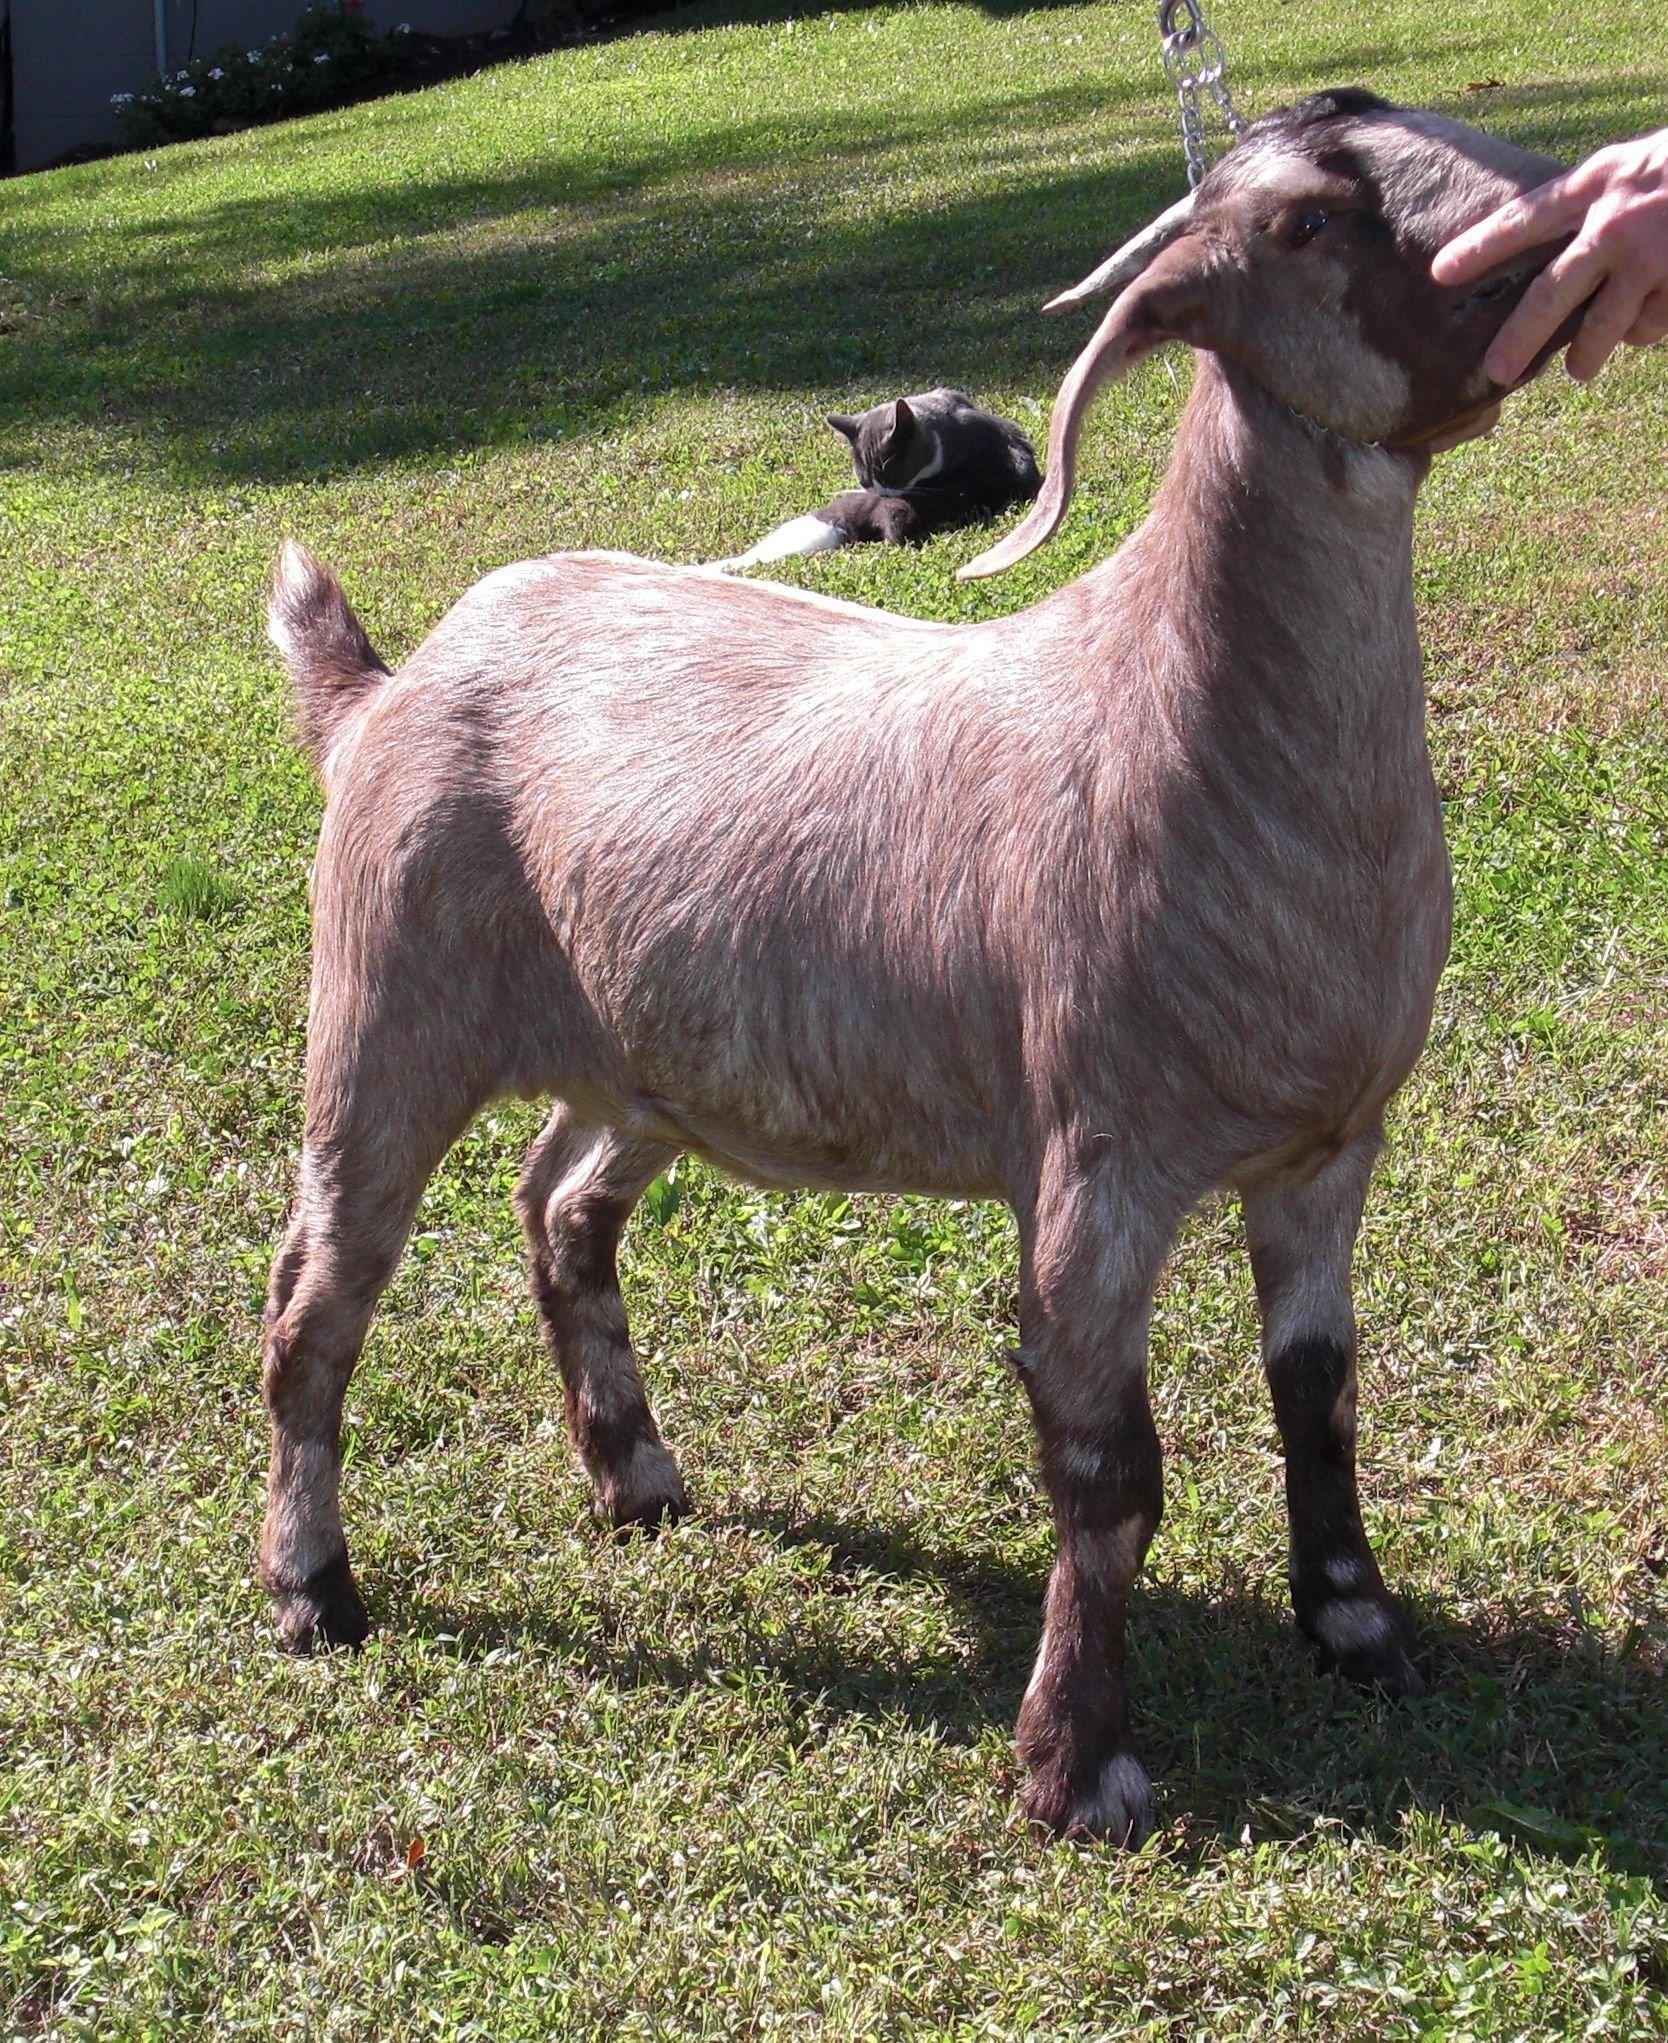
[112, 2, 407, 146]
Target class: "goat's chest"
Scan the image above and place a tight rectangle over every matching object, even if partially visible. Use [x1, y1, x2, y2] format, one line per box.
[1110, 763, 1453, 1148]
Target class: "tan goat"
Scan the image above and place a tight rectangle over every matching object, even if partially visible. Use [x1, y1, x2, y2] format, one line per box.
[263, 91, 1583, 1843]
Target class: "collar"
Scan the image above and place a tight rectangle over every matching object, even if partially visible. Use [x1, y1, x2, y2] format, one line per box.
[1271, 382, 1501, 458]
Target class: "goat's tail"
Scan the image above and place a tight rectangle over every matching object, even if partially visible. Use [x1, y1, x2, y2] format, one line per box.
[267, 540, 391, 774]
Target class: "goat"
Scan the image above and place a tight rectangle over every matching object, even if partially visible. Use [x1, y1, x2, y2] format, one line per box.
[262, 90, 1582, 1844]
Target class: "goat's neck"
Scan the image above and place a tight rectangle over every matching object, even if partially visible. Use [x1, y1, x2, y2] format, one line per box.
[1093, 355, 1429, 762]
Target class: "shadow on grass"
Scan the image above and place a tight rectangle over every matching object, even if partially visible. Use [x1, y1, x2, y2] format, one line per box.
[0, 86, 1172, 487]
[1, 66, 1660, 489]
[394, 1503, 1668, 1874]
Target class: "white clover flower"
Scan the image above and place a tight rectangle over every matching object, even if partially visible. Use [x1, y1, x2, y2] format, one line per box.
[313, 51, 330, 62]
[178, 84, 195, 96]
[396, 21, 412, 30]
[110, 91, 135, 106]
[208, 66, 224, 79]
[247, 48, 263, 61]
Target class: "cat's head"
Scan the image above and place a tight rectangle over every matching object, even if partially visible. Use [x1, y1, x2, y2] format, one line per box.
[827, 398, 928, 490]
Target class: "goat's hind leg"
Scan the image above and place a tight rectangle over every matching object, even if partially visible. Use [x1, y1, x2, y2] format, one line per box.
[516, 1109, 686, 1532]
[262, 1106, 464, 1652]
[1244, 1135, 1422, 1696]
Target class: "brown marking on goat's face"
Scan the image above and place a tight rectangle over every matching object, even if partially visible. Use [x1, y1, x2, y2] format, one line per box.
[1181, 91, 1573, 448]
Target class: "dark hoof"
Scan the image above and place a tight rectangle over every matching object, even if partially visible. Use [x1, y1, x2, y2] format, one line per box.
[1305, 1597, 1425, 1698]
[1335, 1640, 1426, 1699]
[268, 1549, 371, 1653]
[601, 1440, 690, 1538]
[1022, 1752, 1155, 1848]
[608, 1485, 690, 1540]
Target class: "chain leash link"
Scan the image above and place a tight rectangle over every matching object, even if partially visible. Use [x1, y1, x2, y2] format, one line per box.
[1157, 0, 1247, 189]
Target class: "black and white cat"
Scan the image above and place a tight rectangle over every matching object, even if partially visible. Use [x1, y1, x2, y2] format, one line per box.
[719, 388, 1041, 570]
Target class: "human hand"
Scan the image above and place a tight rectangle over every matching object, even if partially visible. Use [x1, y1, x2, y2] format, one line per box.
[1431, 128, 1668, 384]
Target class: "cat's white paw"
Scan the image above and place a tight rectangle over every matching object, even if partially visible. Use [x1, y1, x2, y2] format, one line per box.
[725, 513, 847, 568]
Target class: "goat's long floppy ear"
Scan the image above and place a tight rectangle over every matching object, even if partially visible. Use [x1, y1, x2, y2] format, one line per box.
[959, 201, 1203, 582]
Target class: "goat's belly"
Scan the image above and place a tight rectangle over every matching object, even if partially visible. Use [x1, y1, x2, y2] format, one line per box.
[617, 1091, 1006, 1200]
[529, 1001, 1014, 1197]
[536, 904, 1021, 1197]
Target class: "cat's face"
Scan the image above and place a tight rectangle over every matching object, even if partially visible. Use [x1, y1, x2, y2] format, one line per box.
[827, 399, 928, 491]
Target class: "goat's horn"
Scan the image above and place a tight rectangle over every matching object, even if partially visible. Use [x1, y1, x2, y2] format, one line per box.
[1042, 191, 1196, 314]
[959, 196, 1199, 581]
[958, 195, 1200, 581]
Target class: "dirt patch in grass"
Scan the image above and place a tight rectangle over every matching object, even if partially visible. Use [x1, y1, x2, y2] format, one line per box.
[1566, 1167, 1668, 1284]
[1426, 604, 1664, 740]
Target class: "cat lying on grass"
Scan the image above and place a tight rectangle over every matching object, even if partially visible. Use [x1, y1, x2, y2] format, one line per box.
[718, 388, 1041, 570]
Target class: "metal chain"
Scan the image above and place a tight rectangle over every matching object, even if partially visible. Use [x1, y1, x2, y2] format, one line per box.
[1157, 0, 1247, 189]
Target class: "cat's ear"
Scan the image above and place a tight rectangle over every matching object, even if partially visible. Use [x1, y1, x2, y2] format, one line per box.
[887, 397, 916, 443]
[826, 414, 860, 443]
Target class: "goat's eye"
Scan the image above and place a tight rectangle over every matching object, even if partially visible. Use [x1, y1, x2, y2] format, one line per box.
[1287, 209, 1330, 248]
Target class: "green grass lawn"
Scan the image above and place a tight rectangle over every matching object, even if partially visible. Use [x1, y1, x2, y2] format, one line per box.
[3, 0, 1667, 2032]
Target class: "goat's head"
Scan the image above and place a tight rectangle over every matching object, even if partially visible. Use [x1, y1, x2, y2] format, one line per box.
[962, 90, 1576, 579]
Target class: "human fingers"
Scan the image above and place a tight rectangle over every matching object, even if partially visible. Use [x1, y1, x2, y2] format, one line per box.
[1430, 166, 1596, 287]
[1625, 285, 1668, 346]
[1564, 270, 1651, 380]
[1482, 235, 1607, 385]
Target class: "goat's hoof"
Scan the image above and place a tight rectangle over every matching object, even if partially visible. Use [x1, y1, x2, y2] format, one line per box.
[1306, 1596, 1424, 1698]
[268, 1549, 371, 1653]
[608, 1490, 688, 1540]
[602, 1441, 690, 1538]
[1342, 1639, 1426, 1699]
[1024, 1751, 1154, 1848]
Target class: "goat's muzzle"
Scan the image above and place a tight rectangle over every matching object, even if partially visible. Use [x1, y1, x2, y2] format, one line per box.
[1448, 233, 1588, 391]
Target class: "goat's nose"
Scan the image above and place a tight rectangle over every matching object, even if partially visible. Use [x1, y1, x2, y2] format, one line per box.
[1452, 267, 1527, 314]
[1448, 234, 1571, 318]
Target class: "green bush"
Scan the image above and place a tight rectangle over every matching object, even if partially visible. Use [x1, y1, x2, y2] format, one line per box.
[111, 1, 405, 146]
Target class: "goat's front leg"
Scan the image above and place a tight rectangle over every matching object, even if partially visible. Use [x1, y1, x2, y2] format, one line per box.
[1012, 1153, 1175, 1845]
[1243, 1135, 1422, 1696]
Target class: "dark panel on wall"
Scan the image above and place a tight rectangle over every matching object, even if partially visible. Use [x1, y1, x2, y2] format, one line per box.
[13, 0, 517, 172]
